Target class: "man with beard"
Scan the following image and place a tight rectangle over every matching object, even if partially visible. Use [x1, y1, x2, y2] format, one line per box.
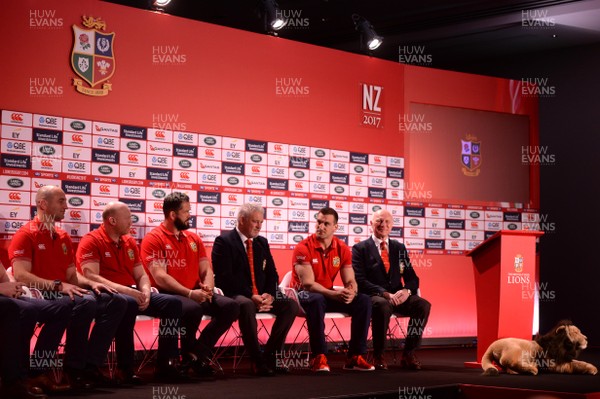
[76, 201, 184, 383]
[10, 186, 126, 390]
[141, 192, 239, 376]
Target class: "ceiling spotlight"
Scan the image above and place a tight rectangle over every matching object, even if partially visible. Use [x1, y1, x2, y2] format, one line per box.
[352, 14, 383, 52]
[262, 0, 287, 32]
[152, 0, 172, 10]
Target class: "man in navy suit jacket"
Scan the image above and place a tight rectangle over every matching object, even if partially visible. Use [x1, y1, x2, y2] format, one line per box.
[212, 203, 299, 376]
[352, 209, 431, 370]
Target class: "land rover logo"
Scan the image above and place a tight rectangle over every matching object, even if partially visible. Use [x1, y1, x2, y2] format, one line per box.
[372, 205, 382, 212]
[507, 223, 518, 230]
[390, 180, 400, 188]
[450, 231, 461, 238]
[131, 215, 139, 223]
[353, 226, 363, 234]
[293, 171, 305, 178]
[98, 165, 113, 175]
[250, 154, 262, 162]
[203, 206, 216, 215]
[204, 137, 217, 146]
[152, 190, 166, 198]
[272, 198, 283, 206]
[127, 142, 141, 151]
[354, 165, 364, 173]
[334, 186, 345, 194]
[179, 160, 192, 168]
[227, 177, 239, 185]
[7, 178, 24, 188]
[68, 197, 83, 206]
[315, 149, 326, 157]
[470, 211, 481, 219]
[293, 235, 303, 243]
[409, 219, 420, 226]
[70, 121, 85, 131]
[39, 145, 55, 155]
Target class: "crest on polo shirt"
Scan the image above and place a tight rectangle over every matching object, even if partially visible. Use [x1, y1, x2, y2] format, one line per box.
[333, 256, 340, 268]
[62, 243, 68, 255]
[127, 248, 134, 260]
[189, 242, 197, 252]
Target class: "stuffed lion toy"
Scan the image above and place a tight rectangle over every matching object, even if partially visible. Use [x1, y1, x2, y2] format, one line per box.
[482, 320, 598, 376]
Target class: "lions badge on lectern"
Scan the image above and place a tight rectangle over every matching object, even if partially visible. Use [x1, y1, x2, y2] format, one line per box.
[71, 16, 115, 96]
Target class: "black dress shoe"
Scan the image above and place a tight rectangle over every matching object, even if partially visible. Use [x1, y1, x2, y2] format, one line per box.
[65, 370, 94, 390]
[114, 369, 145, 386]
[400, 353, 422, 370]
[1, 379, 48, 399]
[155, 359, 190, 382]
[373, 355, 388, 370]
[28, 372, 71, 393]
[190, 359, 216, 377]
[252, 361, 275, 377]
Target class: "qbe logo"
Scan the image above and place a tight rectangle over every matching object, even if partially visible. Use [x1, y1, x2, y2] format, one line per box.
[361, 83, 383, 128]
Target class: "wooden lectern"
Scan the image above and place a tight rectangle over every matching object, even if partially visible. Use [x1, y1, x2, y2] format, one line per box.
[465, 230, 543, 367]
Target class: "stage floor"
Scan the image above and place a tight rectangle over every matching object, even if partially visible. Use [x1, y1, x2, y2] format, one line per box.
[48, 347, 600, 399]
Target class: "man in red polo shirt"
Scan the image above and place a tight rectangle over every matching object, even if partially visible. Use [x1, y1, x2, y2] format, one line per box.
[292, 207, 374, 372]
[76, 201, 184, 383]
[141, 192, 239, 376]
[9, 185, 126, 389]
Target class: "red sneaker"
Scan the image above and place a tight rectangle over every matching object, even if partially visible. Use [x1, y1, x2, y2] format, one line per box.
[343, 355, 375, 371]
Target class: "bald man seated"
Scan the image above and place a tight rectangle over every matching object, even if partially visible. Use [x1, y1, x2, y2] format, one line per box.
[76, 201, 185, 383]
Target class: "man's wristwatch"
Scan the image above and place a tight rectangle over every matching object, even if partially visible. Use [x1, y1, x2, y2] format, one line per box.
[53, 280, 62, 291]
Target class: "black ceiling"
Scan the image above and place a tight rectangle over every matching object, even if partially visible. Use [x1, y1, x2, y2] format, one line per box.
[103, 0, 600, 73]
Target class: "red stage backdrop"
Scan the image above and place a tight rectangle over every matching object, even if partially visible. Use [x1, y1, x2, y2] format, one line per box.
[0, 0, 540, 340]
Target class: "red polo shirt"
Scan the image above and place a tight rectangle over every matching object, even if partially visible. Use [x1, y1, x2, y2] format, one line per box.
[140, 224, 208, 289]
[8, 217, 75, 280]
[292, 234, 352, 290]
[76, 224, 140, 286]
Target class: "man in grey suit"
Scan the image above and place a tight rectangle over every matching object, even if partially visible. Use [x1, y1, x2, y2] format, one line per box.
[212, 203, 299, 376]
[352, 209, 431, 370]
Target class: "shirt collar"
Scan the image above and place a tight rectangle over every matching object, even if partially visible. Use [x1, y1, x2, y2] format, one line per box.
[159, 223, 186, 239]
[372, 234, 389, 248]
[310, 233, 337, 253]
[99, 224, 123, 246]
[236, 227, 250, 244]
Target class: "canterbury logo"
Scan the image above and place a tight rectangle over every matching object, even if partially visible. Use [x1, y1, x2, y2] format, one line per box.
[8, 192, 21, 200]
[70, 211, 82, 218]
[40, 160, 53, 167]
[155, 131, 166, 138]
[251, 166, 260, 173]
[204, 218, 213, 226]
[295, 182, 303, 189]
[99, 185, 111, 193]
[154, 202, 163, 209]
[72, 134, 84, 143]
[228, 195, 237, 201]
[128, 154, 139, 162]
[205, 149, 215, 156]
[274, 144, 283, 151]
[180, 172, 190, 179]
[11, 113, 23, 122]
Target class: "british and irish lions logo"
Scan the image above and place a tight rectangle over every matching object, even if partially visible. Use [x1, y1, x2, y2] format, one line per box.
[71, 16, 115, 96]
[461, 134, 482, 177]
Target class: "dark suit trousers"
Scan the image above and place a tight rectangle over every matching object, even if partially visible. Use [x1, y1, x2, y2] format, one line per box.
[371, 294, 431, 356]
[17, 297, 71, 375]
[300, 292, 372, 357]
[0, 297, 27, 382]
[233, 293, 298, 361]
[176, 293, 239, 360]
[116, 293, 182, 371]
[53, 293, 126, 370]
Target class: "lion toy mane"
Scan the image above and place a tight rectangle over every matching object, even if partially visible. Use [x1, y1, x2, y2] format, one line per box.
[482, 320, 598, 376]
